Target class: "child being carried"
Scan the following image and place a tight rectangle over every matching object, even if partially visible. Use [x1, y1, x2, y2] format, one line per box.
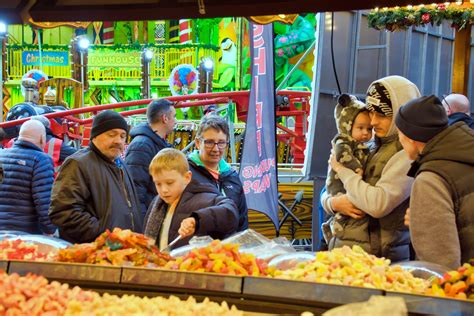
[322, 94, 373, 248]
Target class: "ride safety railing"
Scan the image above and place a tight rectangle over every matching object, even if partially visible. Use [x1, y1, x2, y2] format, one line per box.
[6, 44, 219, 82]
[0, 90, 310, 162]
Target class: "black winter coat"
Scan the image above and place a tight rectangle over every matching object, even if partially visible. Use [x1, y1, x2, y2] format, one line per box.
[188, 159, 248, 231]
[49, 143, 143, 243]
[125, 123, 171, 217]
[144, 180, 238, 249]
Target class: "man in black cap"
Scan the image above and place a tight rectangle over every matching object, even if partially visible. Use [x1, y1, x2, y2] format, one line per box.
[49, 110, 143, 243]
[395, 95, 474, 269]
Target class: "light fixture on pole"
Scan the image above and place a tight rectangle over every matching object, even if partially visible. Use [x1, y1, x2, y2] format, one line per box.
[141, 48, 154, 99]
[198, 57, 214, 114]
[76, 36, 90, 107]
[0, 22, 7, 123]
[198, 57, 214, 93]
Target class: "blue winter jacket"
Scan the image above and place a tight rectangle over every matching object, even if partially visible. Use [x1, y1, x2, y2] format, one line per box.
[0, 140, 56, 234]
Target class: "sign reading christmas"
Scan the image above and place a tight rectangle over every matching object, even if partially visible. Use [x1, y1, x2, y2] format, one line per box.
[239, 23, 279, 231]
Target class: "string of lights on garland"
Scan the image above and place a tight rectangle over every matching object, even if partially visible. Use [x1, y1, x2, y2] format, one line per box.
[368, 2, 474, 32]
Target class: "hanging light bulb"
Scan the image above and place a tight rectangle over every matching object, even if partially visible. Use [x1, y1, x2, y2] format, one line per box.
[374, 7, 379, 12]
[407, 4, 413, 9]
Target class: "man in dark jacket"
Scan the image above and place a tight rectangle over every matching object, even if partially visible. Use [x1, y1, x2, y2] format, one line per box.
[125, 99, 176, 217]
[442, 93, 474, 129]
[188, 115, 248, 231]
[396, 95, 474, 269]
[0, 120, 56, 234]
[49, 110, 143, 243]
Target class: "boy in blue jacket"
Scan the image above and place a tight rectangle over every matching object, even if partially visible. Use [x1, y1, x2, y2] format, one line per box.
[144, 148, 238, 250]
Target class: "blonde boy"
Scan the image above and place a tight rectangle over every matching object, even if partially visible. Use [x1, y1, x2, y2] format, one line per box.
[144, 148, 238, 250]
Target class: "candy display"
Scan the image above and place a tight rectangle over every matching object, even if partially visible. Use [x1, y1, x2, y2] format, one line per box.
[0, 270, 242, 315]
[165, 240, 270, 276]
[426, 260, 474, 300]
[0, 271, 96, 315]
[273, 245, 429, 293]
[56, 228, 171, 267]
[0, 239, 48, 261]
[66, 293, 242, 315]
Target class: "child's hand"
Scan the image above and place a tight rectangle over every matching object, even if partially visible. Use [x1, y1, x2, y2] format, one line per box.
[179, 217, 196, 237]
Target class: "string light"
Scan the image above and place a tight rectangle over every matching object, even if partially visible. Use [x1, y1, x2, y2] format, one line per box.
[455, 1, 463, 4]
[407, 5, 413, 9]
[443, 2, 450, 6]
[374, 7, 379, 11]
[383, 7, 388, 11]
[418, 4, 424, 8]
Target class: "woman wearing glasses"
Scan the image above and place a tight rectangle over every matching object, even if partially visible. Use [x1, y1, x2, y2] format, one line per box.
[188, 114, 248, 231]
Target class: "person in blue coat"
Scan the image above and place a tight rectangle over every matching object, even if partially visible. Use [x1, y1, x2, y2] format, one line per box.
[0, 120, 56, 234]
[125, 99, 176, 218]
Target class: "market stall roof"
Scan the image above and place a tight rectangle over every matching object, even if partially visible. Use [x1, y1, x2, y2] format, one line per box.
[1, 0, 440, 24]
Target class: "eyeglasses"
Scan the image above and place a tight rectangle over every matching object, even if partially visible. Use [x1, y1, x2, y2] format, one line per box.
[200, 138, 229, 149]
[441, 93, 452, 113]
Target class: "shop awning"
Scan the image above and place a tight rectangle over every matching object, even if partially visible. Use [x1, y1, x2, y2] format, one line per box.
[1, 0, 441, 24]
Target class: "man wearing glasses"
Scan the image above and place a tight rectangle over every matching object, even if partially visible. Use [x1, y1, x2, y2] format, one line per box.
[442, 93, 474, 129]
[188, 114, 248, 231]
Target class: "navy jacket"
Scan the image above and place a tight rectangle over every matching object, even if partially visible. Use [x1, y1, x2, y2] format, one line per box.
[188, 151, 248, 231]
[448, 112, 474, 129]
[125, 123, 171, 217]
[0, 140, 56, 234]
[144, 180, 239, 249]
[49, 143, 143, 243]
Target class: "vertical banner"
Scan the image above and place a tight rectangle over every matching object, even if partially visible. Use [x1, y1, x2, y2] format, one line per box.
[239, 23, 279, 232]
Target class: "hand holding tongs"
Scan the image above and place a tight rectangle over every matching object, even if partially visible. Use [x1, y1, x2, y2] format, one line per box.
[160, 235, 181, 253]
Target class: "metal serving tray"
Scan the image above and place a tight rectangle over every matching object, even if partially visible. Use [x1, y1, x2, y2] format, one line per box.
[243, 277, 383, 305]
[386, 291, 474, 316]
[0, 260, 8, 272]
[8, 261, 121, 284]
[121, 267, 243, 294]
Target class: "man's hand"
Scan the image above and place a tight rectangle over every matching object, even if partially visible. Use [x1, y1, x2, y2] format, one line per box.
[330, 194, 366, 219]
[404, 208, 410, 227]
[329, 151, 344, 174]
[178, 217, 196, 237]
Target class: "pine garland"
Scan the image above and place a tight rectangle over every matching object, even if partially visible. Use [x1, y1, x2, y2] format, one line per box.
[7, 43, 219, 51]
[368, 4, 474, 32]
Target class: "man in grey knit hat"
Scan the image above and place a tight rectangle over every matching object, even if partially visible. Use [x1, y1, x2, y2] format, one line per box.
[49, 110, 143, 243]
[396, 95, 474, 269]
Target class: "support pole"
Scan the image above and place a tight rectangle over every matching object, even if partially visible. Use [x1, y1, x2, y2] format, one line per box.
[452, 27, 471, 95]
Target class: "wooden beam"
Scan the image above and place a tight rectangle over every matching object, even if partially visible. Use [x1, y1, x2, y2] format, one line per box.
[452, 26, 471, 95]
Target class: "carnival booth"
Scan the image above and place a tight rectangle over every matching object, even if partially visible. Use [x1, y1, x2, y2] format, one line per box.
[0, 0, 474, 314]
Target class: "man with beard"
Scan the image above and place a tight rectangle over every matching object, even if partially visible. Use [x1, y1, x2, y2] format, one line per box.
[49, 110, 143, 243]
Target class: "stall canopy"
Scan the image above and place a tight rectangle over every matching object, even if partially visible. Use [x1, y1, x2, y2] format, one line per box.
[1, 0, 442, 24]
